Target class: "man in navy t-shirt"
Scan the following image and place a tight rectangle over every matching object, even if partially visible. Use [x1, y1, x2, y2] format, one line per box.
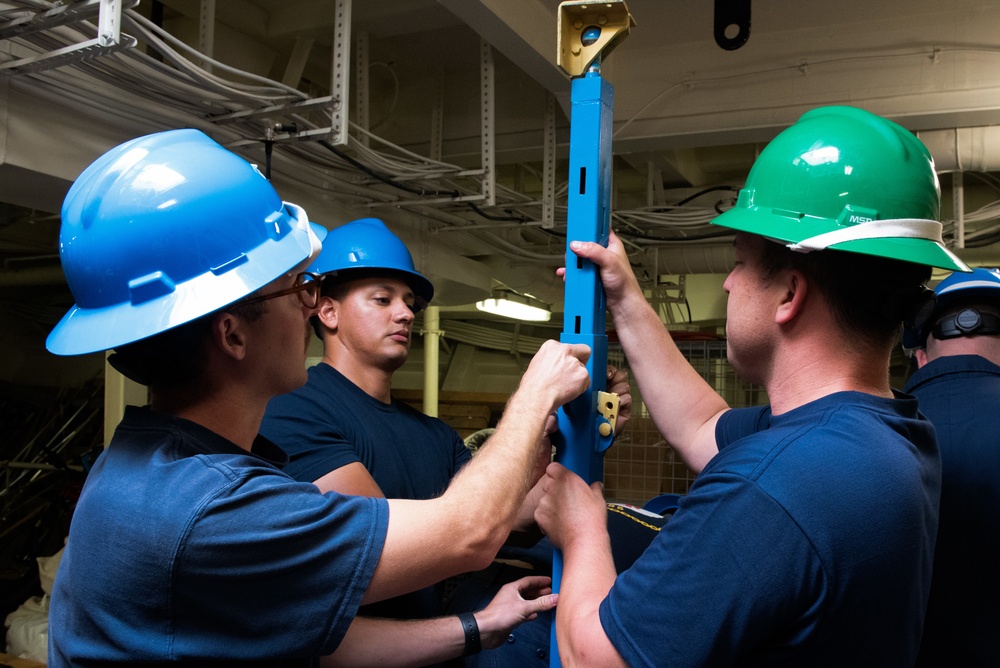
[534, 106, 970, 666]
[45, 131, 592, 666]
[903, 267, 1000, 666]
[261, 219, 473, 626]
[261, 219, 634, 665]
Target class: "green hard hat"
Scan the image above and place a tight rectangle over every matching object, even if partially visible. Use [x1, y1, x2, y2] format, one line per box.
[713, 106, 970, 272]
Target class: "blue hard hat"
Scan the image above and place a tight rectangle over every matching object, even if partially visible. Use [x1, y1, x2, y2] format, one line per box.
[46, 128, 322, 356]
[902, 267, 1000, 352]
[307, 217, 434, 306]
[309, 222, 328, 243]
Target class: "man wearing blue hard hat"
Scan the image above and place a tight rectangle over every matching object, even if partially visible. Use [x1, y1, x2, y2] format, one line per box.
[903, 267, 1000, 666]
[262, 218, 448, 504]
[262, 218, 476, 630]
[260, 217, 633, 664]
[45, 129, 593, 665]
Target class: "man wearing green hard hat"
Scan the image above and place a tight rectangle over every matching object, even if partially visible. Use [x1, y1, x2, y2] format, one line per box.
[535, 106, 968, 666]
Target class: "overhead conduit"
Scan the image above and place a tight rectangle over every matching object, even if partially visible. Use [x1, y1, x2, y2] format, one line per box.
[917, 127, 1000, 173]
[918, 127, 1000, 265]
[4, 3, 1000, 282]
[652, 243, 736, 276]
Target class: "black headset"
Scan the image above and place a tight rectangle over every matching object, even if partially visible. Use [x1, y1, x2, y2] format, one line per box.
[932, 308, 1000, 340]
[904, 285, 938, 330]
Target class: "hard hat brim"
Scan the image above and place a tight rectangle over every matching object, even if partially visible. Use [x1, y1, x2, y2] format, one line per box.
[713, 207, 971, 273]
[47, 203, 319, 356]
[323, 266, 435, 306]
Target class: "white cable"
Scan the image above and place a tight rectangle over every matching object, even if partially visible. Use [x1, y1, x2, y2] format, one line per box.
[124, 11, 306, 100]
[121, 18, 296, 104]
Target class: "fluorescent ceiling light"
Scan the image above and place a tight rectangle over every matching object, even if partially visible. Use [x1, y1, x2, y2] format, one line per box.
[476, 289, 551, 322]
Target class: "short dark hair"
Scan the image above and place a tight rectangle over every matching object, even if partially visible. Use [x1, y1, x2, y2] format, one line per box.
[108, 316, 213, 391]
[108, 295, 268, 392]
[309, 276, 353, 339]
[308, 269, 423, 339]
[757, 240, 933, 349]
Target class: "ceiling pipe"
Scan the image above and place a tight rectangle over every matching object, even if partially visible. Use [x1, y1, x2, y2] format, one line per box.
[0, 264, 65, 286]
[654, 244, 735, 275]
[954, 246, 1000, 268]
[917, 127, 1000, 173]
[649, 124, 1000, 277]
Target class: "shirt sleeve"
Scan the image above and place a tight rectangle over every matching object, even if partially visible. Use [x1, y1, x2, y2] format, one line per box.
[598, 471, 822, 667]
[451, 429, 473, 475]
[261, 390, 365, 483]
[175, 467, 390, 657]
[715, 404, 772, 451]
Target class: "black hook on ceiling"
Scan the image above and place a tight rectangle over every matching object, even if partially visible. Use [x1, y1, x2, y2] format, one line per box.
[714, 0, 751, 50]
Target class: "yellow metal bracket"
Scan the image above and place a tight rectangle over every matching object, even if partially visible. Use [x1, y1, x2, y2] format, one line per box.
[557, 0, 635, 77]
[597, 390, 621, 437]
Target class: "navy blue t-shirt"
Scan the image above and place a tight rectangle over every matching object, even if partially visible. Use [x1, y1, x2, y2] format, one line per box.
[905, 354, 1000, 666]
[262, 363, 470, 500]
[261, 363, 471, 621]
[598, 391, 939, 667]
[49, 406, 388, 666]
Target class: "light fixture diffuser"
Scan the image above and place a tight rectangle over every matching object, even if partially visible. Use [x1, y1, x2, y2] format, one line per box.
[476, 289, 552, 322]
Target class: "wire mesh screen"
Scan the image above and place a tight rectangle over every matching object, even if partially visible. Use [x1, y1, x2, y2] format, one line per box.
[604, 339, 766, 506]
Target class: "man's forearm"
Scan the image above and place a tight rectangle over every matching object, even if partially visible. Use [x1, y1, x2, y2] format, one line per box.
[442, 385, 555, 542]
[368, 380, 562, 601]
[556, 532, 627, 667]
[367, 395, 554, 602]
[322, 615, 466, 668]
[511, 478, 545, 534]
[334, 576, 556, 666]
[368, 341, 589, 603]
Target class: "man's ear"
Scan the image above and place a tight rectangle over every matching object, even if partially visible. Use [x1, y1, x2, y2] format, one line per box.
[316, 296, 339, 333]
[775, 268, 808, 326]
[914, 347, 930, 369]
[209, 311, 249, 361]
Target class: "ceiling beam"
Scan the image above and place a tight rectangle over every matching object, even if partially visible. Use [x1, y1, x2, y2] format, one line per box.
[437, 0, 568, 96]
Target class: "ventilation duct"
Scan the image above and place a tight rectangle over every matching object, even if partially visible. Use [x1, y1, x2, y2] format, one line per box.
[917, 127, 1000, 173]
[654, 244, 735, 275]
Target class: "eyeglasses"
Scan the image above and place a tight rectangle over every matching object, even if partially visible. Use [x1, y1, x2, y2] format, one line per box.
[237, 272, 322, 310]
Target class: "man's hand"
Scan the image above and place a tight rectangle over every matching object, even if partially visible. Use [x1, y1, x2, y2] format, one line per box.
[557, 231, 641, 310]
[324, 576, 556, 668]
[534, 462, 608, 550]
[474, 575, 558, 649]
[534, 413, 558, 479]
[607, 365, 632, 433]
[518, 339, 592, 411]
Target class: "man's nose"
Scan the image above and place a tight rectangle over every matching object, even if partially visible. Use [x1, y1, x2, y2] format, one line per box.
[394, 300, 415, 321]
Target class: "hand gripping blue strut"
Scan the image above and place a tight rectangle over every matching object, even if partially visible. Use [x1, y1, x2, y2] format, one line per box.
[549, 6, 633, 662]
[548, 65, 617, 668]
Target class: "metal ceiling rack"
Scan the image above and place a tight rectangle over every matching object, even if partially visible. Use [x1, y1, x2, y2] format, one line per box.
[0, 0, 137, 76]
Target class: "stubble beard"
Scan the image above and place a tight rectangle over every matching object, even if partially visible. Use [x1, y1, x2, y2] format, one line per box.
[382, 346, 410, 374]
